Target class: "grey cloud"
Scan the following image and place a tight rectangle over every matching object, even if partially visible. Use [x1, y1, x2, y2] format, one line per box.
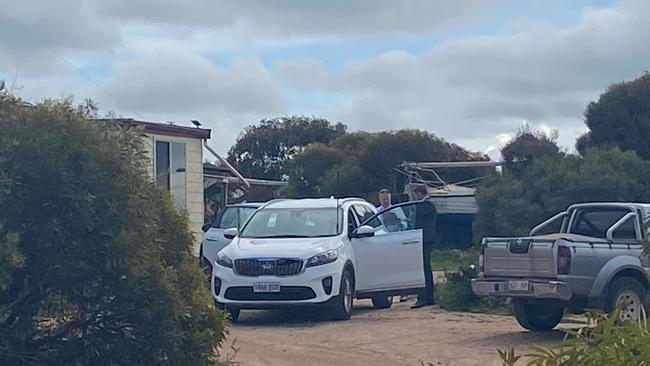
[0, 0, 120, 74]
[106, 53, 286, 116]
[95, 0, 495, 36]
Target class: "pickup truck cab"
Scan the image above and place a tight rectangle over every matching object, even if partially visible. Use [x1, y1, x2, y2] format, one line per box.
[472, 202, 650, 331]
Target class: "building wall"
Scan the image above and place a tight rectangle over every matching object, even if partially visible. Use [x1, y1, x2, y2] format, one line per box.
[142, 133, 205, 256]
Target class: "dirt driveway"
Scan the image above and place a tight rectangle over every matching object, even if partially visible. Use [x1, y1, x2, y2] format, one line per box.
[225, 300, 579, 366]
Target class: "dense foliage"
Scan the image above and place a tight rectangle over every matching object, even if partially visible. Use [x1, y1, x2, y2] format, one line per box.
[474, 131, 650, 241]
[284, 129, 488, 201]
[500, 311, 650, 365]
[436, 265, 508, 313]
[227, 116, 346, 180]
[578, 72, 650, 159]
[0, 96, 226, 365]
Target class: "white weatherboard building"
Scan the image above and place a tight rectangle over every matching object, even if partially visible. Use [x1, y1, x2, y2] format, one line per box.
[108, 119, 286, 256]
[111, 119, 211, 256]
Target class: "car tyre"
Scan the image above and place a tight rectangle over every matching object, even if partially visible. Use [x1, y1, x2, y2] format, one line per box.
[226, 306, 241, 322]
[605, 276, 647, 322]
[330, 268, 354, 320]
[371, 296, 393, 309]
[199, 248, 212, 276]
[513, 300, 564, 332]
[215, 301, 241, 322]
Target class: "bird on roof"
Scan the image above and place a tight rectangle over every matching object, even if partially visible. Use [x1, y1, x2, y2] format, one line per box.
[191, 120, 201, 127]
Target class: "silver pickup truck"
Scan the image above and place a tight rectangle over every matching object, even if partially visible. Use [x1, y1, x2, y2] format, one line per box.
[472, 202, 650, 331]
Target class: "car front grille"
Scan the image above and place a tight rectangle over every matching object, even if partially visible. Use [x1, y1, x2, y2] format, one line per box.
[224, 286, 316, 301]
[234, 258, 303, 277]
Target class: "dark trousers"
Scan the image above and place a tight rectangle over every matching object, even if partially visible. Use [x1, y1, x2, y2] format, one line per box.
[421, 242, 434, 304]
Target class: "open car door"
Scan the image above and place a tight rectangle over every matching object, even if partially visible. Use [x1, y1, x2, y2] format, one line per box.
[350, 202, 425, 296]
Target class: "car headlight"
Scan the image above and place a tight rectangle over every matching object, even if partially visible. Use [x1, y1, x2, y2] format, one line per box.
[305, 249, 338, 268]
[215, 251, 233, 268]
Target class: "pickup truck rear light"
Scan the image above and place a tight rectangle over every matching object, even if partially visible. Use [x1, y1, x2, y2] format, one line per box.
[558, 246, 571, 275]
[479, 241, 486, 273]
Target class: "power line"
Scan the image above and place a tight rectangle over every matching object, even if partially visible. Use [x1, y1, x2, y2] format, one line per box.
[0, 8, 142, 118]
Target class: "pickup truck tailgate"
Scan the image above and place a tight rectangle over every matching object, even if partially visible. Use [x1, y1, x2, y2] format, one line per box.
[484, 238, 556, 278]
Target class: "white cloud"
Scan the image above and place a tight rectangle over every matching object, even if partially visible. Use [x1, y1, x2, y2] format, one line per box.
[275, 0, 648, 157]
[107, 53, 285, 115]
[1, 0, 648, 159]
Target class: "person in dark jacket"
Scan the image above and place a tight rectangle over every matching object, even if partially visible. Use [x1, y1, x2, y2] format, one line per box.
[412, 185, 437, 309]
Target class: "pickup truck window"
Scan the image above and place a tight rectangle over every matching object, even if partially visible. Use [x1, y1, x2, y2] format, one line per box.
[571, 208, 636, 239]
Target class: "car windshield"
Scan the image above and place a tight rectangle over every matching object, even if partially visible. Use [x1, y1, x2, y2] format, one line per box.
[212, 207, 258, 229]
[239, 207, 343, 238]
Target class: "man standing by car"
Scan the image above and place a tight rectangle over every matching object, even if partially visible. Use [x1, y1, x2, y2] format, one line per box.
[377, 188, 391, 212]
[411, 185, 437, 309]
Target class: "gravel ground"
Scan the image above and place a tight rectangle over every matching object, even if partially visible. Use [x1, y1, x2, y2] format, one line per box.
[224, 300, 580, 366]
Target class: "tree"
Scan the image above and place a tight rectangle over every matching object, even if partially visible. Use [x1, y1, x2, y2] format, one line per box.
[0, 96, 226, 365]
[474, 146, 650, 241]
[284, 129, 488, 201]
[282, 143, 345, 198]
[577, 72, 650, 159]
[501, 129, 562, 177]
[227, 116, 346, 180]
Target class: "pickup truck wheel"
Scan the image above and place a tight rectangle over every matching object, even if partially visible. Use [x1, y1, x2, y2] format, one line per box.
[329, 269, 354, 320]
[371, 296, 393, 309]
[605, 277, 646, 322]
[513, 301, 564, 332]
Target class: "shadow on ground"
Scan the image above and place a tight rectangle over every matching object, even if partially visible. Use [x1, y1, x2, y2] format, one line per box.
[233, 302, 382, 326]
[474, 328, 568, 349]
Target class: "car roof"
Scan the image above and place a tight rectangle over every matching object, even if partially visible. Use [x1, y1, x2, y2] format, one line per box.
[263, 198, 369, 209]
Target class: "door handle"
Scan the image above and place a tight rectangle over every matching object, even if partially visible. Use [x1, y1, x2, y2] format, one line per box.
[401, 239, 420, 245]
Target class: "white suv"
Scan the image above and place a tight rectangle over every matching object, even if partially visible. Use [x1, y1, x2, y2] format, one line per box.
[211, 198, 426, 321]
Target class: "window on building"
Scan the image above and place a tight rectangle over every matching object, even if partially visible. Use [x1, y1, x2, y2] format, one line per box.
[155, 141, 170, 190]
[155, 140, 186, 210]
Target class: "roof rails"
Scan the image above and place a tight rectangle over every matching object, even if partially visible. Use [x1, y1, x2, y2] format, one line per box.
[259, 197, 367, 209]
[260, 198, 290, 208]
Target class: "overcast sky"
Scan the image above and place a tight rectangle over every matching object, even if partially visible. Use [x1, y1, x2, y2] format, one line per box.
[1, 0, 648, 158]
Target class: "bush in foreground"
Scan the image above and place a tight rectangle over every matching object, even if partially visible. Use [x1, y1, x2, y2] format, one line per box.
[0, 96, 226, 365]
[500, 311, 650, 365]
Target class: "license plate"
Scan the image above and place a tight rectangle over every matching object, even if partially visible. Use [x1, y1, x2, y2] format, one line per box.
[508, 280, 529, 292]
[253, 282, 281, 293]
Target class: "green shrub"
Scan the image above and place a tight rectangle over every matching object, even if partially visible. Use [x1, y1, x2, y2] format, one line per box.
[430, 249, 477, 272]
[500, 311, 650, 365]
[0, 96, 227, 365]
[436, 265, 509, 313]
[436, 266, 481, 311]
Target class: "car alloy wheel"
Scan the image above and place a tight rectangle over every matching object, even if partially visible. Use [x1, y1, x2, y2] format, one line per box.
[343, 276, 353, 314]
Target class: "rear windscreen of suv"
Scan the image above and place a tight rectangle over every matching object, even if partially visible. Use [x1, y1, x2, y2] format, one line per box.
[212, 207, 258, 229]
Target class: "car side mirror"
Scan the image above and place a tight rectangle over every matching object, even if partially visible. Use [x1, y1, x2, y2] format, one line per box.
[353, 225, 375, 238]
[223, 227, 239, 240]
[201, 223, 211, 233]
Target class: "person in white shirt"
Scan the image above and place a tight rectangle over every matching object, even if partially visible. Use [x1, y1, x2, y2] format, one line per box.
[376, 188, 409, 303]
[376, 188, 391, 212]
